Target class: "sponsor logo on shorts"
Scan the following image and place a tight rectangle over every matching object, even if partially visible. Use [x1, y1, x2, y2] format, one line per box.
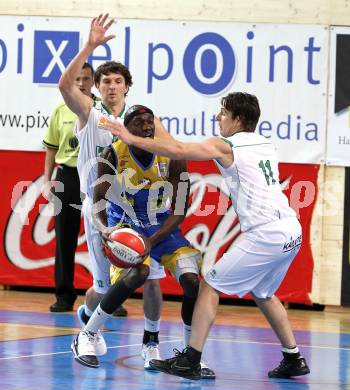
[283, 234, 302, 252]
[208, 269, 217, 279]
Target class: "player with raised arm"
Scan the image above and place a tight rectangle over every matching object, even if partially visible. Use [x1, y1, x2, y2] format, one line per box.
[58, 14, 168, 367]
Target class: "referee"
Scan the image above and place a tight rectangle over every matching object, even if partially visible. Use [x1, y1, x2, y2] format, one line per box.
[42, 63, 95, 312]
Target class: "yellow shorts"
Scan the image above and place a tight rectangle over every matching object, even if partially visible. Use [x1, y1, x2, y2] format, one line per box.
[161, 246, 201, 277]
[110, 255, 150, 285]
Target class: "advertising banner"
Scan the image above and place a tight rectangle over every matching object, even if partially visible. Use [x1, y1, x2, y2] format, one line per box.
[341, 168, 350, 305]
[0, 151, 318, 303]
[326, 27, 350, 166]
[0, 16, 328, 163]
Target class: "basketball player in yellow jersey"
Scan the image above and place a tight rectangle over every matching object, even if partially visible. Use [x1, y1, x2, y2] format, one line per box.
[71, 105, 214, 379]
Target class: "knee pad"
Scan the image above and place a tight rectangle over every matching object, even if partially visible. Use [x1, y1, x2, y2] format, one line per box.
[174, 249, 201, 281]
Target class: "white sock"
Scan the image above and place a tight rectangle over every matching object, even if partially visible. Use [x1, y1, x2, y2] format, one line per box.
[84, 304, 111, 334]
[183, 324, 191, 347]
[84, 305, 94, 317]
[144, 317, 160, 333]
[282, 346, 299, 354]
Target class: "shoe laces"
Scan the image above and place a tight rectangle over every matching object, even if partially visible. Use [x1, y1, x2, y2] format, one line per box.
[147, 343, 159, 351]
[274, 357, 298, 372]
[96, 331, 103, 341]
[145, 343, 159, 359]
[81, 330, 97, 344]
[165, 348, 189, 364]
[173, 348, 187, 357]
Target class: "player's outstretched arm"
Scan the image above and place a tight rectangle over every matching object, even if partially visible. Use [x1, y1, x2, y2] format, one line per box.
[102, 117, 233, 164]
[58, 14, 115, 128]
[154, 116, 172, 140]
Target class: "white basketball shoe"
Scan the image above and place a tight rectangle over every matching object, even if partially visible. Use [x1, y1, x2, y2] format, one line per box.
[77, 305, 107, 356]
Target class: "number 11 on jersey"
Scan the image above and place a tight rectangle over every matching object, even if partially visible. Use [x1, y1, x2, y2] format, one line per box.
[258, 160, 276, 185]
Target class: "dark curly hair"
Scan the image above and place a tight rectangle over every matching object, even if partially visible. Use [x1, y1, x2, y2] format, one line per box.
[221, 92, 260, 132]
[94, 61, 133, 95]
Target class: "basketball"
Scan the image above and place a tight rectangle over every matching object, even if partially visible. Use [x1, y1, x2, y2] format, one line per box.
[103, 227, 146, 268]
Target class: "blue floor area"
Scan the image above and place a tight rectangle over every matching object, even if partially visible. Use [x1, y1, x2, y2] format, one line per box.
[0, 310, 349, 390]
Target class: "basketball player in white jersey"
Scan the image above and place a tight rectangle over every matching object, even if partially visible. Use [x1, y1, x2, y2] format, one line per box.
[105, 92, 311, 380]
[58, 14, 168, 366]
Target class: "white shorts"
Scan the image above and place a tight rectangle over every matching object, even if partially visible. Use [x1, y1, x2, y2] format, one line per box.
[83, 211, 111, 294]
[204, 217, 302, 299]
[83, 198, 165, 294]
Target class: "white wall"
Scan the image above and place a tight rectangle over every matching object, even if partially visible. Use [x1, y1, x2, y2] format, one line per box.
[1, 0, 350, 25]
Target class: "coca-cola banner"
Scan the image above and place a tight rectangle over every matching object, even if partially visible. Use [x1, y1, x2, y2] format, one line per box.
[0, 16, 328, 163]
[1, 151, 319, 303]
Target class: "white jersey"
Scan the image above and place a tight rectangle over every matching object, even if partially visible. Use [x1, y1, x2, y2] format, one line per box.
[74, 101, 127, 198]
[216, 131, 295, 232]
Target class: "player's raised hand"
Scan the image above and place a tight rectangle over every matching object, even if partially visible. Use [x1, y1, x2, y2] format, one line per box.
[88, 13, 115, 48]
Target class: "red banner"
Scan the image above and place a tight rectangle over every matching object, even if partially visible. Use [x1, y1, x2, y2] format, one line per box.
[0, 151, 318, 303]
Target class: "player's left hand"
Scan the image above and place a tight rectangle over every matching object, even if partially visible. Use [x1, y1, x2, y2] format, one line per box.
[88, 14, 115, 48]
[100, 226, 117, 249]
[102, 117, 134, 145]
[137, 234, 151, 260]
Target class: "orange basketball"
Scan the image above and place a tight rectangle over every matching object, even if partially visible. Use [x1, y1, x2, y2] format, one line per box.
[103, 227, 145, 268]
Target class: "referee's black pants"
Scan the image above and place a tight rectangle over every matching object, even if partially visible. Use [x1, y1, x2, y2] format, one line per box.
[53, 165, 82, 305]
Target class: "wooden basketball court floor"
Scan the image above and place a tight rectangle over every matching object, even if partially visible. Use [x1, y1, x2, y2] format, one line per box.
[0, 290, 350, 390]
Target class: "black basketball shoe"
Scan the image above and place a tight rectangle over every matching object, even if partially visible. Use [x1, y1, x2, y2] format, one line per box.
[200, 362, 216, 379]
[268, 356, 310, 378]
[150, 349, 203, 380]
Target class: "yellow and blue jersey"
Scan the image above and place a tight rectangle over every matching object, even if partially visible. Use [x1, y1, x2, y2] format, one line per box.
[107, 140, 190, 263]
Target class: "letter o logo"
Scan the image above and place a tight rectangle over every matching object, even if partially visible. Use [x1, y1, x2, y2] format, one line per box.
[183, 32, 235, 95]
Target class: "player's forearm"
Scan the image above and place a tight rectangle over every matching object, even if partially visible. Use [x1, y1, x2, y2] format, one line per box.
[131, 134, 210, 161]
[131, 135, 181, 160]
[154, 117, 172, 140]
[130, 134, 223, 162]
[58, 43, 95, 92]
[149, 214, 185, 247]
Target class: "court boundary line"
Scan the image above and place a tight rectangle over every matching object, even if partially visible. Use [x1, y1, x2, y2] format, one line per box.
[1, 331, 349, 361]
